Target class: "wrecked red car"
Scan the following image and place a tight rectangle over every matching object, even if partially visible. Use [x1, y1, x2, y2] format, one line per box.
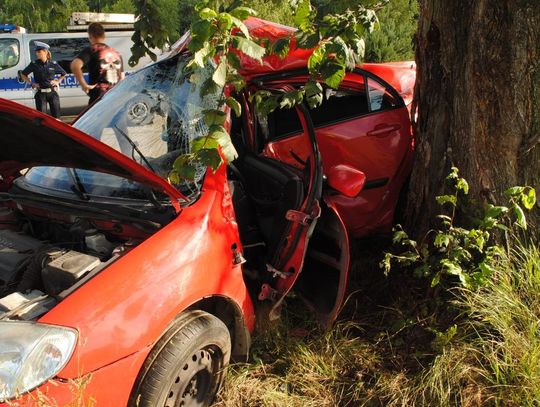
[0, 18, 414, 407]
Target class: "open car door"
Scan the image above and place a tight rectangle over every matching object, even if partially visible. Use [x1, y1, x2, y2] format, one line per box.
[234, 86, 351, 326]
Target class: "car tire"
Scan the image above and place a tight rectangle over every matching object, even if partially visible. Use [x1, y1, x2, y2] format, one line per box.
[129, 310, 231, 407]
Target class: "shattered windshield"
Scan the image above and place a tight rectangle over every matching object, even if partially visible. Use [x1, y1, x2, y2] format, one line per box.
[73, 53, 220, 200]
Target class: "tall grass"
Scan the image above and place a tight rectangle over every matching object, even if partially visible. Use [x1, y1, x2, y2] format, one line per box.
[216, 238, 540, 406]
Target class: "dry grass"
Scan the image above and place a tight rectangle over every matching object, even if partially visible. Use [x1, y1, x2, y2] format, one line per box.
[216, 238, 540, 407]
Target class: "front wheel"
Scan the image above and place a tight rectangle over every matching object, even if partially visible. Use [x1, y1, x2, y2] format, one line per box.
[129, 310, 231, 407]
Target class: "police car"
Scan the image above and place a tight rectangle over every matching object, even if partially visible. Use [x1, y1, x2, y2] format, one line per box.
[0, 14, 153, 116]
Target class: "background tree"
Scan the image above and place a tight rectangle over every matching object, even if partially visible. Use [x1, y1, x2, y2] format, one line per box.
[406, 0, 540, 235]
[0, 0, 87, 32]
[364, 0, 417, 62]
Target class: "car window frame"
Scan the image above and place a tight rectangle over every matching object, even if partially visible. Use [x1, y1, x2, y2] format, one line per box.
[250, 68, 406, 143]
[0, 38, 20, 70]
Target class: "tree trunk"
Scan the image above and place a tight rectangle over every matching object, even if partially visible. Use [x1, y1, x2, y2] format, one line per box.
[406, 0, 540, 236]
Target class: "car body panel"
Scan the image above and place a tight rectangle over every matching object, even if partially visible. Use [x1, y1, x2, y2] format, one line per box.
[9, 345, 149, 407]
[38, 165, 254, 378]
[260, 74, 413, 236]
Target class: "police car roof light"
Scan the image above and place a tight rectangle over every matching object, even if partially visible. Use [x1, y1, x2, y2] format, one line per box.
[0, 24, 26, 33]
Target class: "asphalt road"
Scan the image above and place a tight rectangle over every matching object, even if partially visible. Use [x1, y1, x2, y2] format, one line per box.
[60, 115, 77, 124]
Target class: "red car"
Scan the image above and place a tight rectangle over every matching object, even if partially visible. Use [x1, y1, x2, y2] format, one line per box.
[0, 18, 414, 407]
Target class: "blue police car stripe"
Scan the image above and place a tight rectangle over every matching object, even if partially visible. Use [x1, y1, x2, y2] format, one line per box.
[0, 74, 90, 91]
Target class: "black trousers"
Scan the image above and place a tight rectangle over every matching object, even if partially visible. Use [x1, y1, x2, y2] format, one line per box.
[34, 90, 61, 118]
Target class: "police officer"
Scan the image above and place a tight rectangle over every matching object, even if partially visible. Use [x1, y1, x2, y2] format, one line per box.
[21, 41, 66, 118]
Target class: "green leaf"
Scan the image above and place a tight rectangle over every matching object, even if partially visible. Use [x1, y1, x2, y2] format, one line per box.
[430, 272, 441, 287]
[230, 6, 257, 20]
[478, 262, 496, 278]
[231, 16, 250, 39]
[203, 109, 227, 126]
[171, 154, 197, 181]
[294, 0, 315, 31]
[436, 195, 457, 207]
[271, 38, 291, 59]
[392, 230, 408, 244]
[327, 37, 348, 63]
[279, 89, 304, 109]
[217, 13, 234, 30]
[307, 45, 325, 72]
[190, 42, 212, 68]
[233, 36, 266, 62]
[304, 79, 323, 109]
[200, 77, 220, 96]
[294, 31, 320, 50]
[521, 187, 536, 210]
[456, 178, 469, 194]
[226, 52, 242, 70]
[188, 20, 213, 52]
[440, 259, 463, 278]
[434, 233, 451, 249]
[446, 167, 459, 180]
[485, 204, 509, 219]
[208, 126, 238, 163]
[192, 136, 220, 152]
[252, 91, 280, 115]
[226, 97, 242, 117]
[320, 61, 346, 89]
[196, 148, 223, 171]
[512, 204, 527, 229]
[212, 59, 228, 87]
[505, 186, 524, 197]
[199, 8, 217, 19]
[380, 252, 392, 276]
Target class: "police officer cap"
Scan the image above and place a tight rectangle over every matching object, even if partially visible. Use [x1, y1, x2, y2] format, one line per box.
[34, 41, 50, 51]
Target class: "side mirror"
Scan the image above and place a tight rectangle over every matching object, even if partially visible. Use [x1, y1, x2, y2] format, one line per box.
[326, 164, 366, 198]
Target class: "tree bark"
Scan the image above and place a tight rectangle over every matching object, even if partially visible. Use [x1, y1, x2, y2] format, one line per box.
[407, 0, 540, 236]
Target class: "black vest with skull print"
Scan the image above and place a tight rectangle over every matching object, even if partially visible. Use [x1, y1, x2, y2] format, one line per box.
[76, 43, 124, 89]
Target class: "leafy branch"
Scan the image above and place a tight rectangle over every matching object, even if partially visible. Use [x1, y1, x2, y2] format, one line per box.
[253, 0, 385, 114]
[168, 2, 264, 183]
[140, 0, 385, 183]
[381, 167, 537, 290]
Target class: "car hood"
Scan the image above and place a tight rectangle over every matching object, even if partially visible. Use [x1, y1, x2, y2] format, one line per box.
[0, 99, 185, 211]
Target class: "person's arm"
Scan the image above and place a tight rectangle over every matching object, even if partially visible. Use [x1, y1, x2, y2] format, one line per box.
[119, 55, 125, 81]
[70, 57, 95, 94]
[51, 61, 67, 88]
[21, 64, 39, 89]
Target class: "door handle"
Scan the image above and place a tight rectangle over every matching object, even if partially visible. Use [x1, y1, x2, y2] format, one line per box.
[367, 124, 401, 137]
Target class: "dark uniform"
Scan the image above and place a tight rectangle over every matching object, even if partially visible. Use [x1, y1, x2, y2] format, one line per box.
[21, 53, 66, 118]
[75, 43, 123, 104]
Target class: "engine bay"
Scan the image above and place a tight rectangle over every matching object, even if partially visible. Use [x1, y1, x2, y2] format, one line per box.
[0, 194, 164, 321]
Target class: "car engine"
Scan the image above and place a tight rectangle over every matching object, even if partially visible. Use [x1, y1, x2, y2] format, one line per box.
[0, 205, 141, 321]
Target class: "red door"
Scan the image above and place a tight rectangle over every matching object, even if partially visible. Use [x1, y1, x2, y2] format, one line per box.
[238, 86, 351, 326]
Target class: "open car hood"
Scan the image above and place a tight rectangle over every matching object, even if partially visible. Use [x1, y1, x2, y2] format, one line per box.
[0, 99, 184, 211]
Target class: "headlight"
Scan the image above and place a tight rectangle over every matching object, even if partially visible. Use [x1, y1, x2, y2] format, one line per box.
[0, 321, 78, 401]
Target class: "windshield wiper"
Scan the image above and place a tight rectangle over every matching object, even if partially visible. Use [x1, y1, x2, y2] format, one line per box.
[67, 168, 89, 201]
[113, 125, 166, 211]
[114, 124, 156, 172]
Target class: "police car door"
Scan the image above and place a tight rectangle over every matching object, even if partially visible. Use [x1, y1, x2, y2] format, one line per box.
[0, 34, 33, 108]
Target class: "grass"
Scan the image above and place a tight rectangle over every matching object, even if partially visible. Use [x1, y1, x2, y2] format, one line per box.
[216, 236, 540, 406]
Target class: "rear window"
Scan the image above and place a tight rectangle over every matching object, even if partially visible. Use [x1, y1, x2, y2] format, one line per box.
[367, 77, 399, 111]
